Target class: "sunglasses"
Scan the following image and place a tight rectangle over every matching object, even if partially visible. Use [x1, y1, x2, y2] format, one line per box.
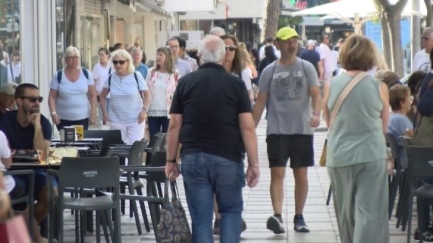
[113, 60, 126, 65]
[225, 45, 237, 52]
[21, 96, 43, 103]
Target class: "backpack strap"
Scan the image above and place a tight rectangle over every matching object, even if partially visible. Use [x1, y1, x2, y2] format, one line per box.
[108, 73, 113, 91]
[57, 70, 62, 84]
[82, 68, 89, 80]
[9, 64, 13, 80]
[134, 72, 143, 99]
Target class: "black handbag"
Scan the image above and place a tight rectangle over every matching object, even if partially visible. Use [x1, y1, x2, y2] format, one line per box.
[156, 180, 192, 243]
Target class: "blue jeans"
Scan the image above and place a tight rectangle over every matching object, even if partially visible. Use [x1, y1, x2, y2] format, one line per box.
[147, 116, 169, 139]
[181, 153, 245, 243]
[418, 177, 433, 231]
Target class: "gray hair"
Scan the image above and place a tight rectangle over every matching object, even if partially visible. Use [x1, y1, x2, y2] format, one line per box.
[209, 27, 226, 37]
[199, 35, 226, 64]
[424, 27, 433, 37]
[131, 47, 142, 56]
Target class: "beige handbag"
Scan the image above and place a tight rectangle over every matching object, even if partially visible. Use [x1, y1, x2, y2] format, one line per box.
[320, 72, 368, 167]
[47, 147, 79, 165]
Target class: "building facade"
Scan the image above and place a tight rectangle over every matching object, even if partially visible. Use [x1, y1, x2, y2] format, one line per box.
[6, 0, 172, 117]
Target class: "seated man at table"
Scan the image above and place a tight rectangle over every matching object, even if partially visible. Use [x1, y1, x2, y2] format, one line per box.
[0, 83, 54, 236]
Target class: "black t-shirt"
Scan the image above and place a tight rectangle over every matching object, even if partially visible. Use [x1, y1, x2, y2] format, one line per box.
[170, 63, 252, 162]
[0, 110, 52, 149]
[300, 49, 320, 77]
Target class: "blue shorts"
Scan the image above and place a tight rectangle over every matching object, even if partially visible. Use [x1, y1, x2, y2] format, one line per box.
[13, 169, 58, 200]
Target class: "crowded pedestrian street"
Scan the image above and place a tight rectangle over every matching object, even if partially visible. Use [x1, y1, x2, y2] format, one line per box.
[53, 119, 409, 243]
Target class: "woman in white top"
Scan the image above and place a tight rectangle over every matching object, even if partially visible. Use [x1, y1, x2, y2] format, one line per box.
[146, 47, 180, 139]
[99, 49, 152, 145]
[220, 34, 254, 102]
[92, 48, 112, 119]
[49, 46, 97, 130]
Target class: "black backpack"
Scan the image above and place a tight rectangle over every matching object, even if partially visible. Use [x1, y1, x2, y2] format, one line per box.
[57, 68, 90, 83]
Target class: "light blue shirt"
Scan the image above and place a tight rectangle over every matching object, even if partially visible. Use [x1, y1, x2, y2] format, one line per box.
[175, 58, 191, 77]
[50, 69, 94, 121]
[135, 63, 149, 81]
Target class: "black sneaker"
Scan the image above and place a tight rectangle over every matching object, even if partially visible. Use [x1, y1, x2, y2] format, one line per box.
[414, 227, 433, 242]
[294, 214, 310, 233]
[266, 215, 285, 234]
[213, 218, 247, 234]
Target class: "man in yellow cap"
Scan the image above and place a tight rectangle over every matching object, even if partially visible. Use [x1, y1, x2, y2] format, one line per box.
[253, 26, 322, 234]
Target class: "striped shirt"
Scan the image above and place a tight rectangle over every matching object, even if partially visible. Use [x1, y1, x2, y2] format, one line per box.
[103, 72, 148, 123]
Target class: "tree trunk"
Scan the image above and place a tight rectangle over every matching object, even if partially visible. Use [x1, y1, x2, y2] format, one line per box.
[65, 0, 76, 47]
[424, 0, 433, 27]
[262, 0, 281, 42]
[386, 11, 404, 76]
[374, 0, 408, 77]
[380, 12, 392, 69]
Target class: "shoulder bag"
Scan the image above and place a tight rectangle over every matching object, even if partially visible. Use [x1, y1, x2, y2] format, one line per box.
[319, 72, 369, 166]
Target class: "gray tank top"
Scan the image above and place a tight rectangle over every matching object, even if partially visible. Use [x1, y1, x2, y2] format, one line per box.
[326, 73, 387, 167]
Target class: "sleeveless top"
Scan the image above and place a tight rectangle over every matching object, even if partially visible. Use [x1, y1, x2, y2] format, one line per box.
[326, 73, 387, 167]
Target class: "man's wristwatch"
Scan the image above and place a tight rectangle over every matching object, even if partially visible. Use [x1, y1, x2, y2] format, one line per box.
[166, 159, 176, 163]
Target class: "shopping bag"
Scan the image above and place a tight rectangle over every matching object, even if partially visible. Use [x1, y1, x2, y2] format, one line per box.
[156, 180, 192, 243]
[0, 210, 31, 243]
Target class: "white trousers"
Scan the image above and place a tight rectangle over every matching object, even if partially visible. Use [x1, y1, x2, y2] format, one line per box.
[110, 120, 145, 145]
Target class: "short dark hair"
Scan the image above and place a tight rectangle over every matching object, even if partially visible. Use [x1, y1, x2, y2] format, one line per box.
[15, 83, 39, 99]
[389, 85, 410, 111]
[113, 43, 123, 50]
[407, 71, 427, 95]
[98, 47, 110, 55]
[265, 36, 274, 43]
[166, 37, 179, 46]
[174, 36, 186, 49]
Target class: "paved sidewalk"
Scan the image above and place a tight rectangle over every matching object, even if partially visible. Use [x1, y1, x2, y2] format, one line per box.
[62, 119, 411, 242]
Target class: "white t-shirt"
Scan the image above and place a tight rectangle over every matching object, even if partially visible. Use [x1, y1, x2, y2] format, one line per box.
[331, 50, 339, 73]
[104, 72, 148, 123]
[259, 44, 281, 60]
[233, 69, 252, 91]
[92, 62, 112, 95]
[50, 69, 95, 121]
[146, 72, 168, 117]
[7, 62, 21, 83]
[319, 43, 333, 78]
[412, 49, 430, 72]
[0, 131, 13, 193]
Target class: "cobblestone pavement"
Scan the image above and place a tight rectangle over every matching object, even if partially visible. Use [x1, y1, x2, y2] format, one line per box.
[62, 119, 412, 242]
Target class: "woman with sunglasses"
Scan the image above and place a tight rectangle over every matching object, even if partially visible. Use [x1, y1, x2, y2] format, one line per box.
[146, 47, 179, 139]
[49, 46, 98, 130]
[220, 35, 254, 103]
[99, 49, 152, 145]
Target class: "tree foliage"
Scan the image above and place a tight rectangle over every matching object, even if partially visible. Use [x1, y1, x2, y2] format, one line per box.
[278, 16, 303, 29]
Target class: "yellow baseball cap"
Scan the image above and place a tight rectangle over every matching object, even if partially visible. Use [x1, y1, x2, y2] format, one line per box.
[276, 27, 299, 41]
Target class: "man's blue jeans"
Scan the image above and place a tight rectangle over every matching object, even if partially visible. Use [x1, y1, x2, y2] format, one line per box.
[181, 153, 245, 243]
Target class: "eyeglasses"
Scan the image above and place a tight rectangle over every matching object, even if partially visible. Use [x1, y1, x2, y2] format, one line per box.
[113, 60, 126, 65]
[66, 56, 79, 59]
[225, 45, 237, 52]
[422, 36, 430, 41]
[21, 96, 43, 103]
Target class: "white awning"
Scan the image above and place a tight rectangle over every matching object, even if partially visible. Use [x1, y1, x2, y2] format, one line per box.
[136, 0, 173, 18]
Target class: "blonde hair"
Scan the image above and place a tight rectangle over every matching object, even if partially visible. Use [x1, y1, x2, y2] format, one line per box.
[339, 35, 376, 71]
[110, 49, 135, 74]
[238, 42, 253, 65]
[63, 46, 81, 66]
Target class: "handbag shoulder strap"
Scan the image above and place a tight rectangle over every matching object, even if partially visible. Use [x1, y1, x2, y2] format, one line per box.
[329, 72, 368, 130]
